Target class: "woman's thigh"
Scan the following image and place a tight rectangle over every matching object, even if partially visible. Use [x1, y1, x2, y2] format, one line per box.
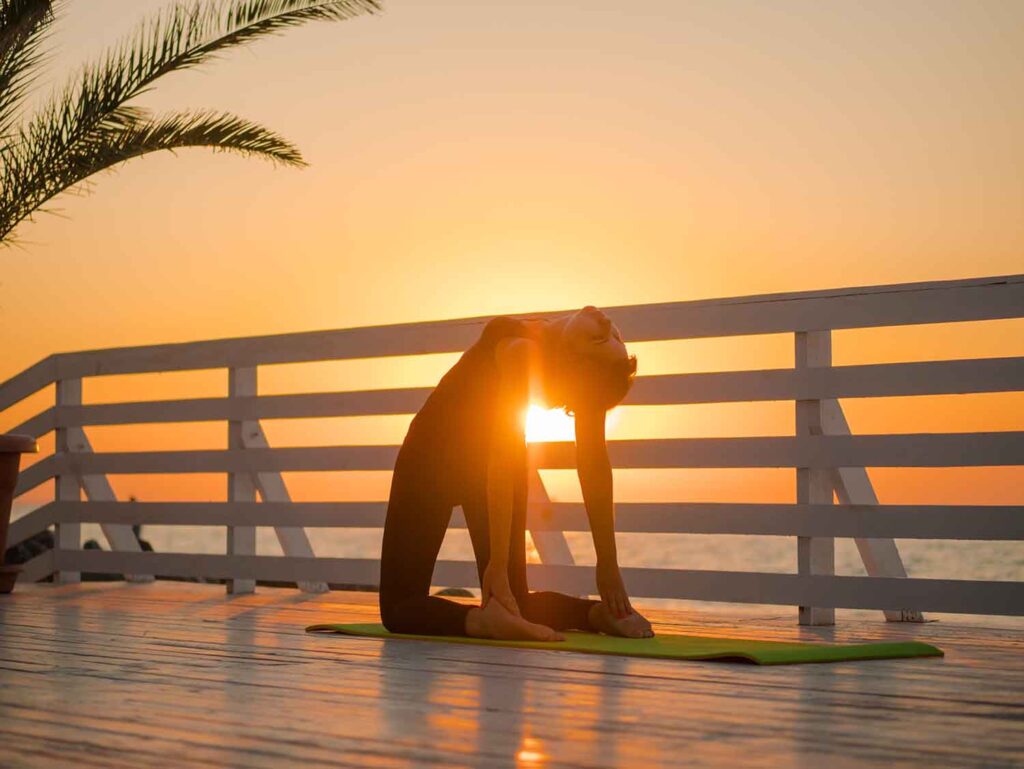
[460, 468, 529, 596]
[379, 454, 454, 599]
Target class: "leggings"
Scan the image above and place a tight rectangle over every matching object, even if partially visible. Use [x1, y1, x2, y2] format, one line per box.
[379, 446, 599, 636]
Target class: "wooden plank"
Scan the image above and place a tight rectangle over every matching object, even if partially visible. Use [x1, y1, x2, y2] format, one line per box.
[55, 549, 388, 587]
[47, 432, 1024, 476]
[227, 367, 257, 595]
[531, 433, 1024, 469]
[23, 500, 1024, 540]
[52, 316, 488, 379]
[54, 379, 81, 585]
[47, 274, 1024, 379]
[6, 503, 56, 546]
[56, 445, 399, 474]
[57, 388, 433, 427]
[627, 356, 1024, 406]
[17, 550, 54, 583]
[537, 563, 1024, 616]
[795, 331, 835, 626]
[240, 418, 328, 594]
[35, 501, 391, 530]
[50, 355, 1024, 429]
[0, 357, 55, 413]
[12, 454, 55, 497]
[608, 274, 1024, 344]
[551, 502, 1024, 539]
[49, 550, 1024, 615]
[64, 426, 150, 583]
[822, 400, 924, 622]
[526, 469, 575, 569]
[8, 408, 56, 439]
[3, 582, 1023, 769]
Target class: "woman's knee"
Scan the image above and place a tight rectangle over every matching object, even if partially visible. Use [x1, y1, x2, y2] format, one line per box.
[379, 591, 420, 634]
[378, 586, 403, 633]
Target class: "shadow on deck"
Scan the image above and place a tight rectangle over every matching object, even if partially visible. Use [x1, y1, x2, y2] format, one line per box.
[1, 583, 1021, 768]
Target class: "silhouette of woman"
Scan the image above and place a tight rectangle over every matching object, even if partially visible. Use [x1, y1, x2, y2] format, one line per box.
[379, 307, 654, 641]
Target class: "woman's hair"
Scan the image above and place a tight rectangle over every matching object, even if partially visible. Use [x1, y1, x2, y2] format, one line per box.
[548, 341, 638, 415]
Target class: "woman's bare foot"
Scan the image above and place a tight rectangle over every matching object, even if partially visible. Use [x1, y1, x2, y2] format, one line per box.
[588, 602, 655, 638]
[466, 600, 565, 642]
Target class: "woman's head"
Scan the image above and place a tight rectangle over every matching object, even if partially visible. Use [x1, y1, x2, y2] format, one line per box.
[548, 306, 637, 413]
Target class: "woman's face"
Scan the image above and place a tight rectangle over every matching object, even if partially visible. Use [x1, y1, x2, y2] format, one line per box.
[562, 306, 628, 364]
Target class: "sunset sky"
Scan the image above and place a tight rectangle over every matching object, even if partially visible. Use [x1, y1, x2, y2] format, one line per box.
[2, 1, 1022, 513]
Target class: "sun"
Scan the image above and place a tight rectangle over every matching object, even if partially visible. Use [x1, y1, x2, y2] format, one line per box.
[524, 405, 576, 443]
[524, 404, 623, 443]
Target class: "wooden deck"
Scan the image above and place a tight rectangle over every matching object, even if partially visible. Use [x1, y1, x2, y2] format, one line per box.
[1, 584, 1021, 768]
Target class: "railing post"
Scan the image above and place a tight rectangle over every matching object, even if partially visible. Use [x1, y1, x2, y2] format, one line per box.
[227, 367, 257, 594]
[820, 400, 925, 622]
[54, 378, 82, 584]
[239, 422, 329, 593]
[795, 331, 835, 626]
[526, 468, 577, 593]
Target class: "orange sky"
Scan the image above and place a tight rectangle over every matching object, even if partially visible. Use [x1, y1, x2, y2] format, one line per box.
[2, 1, 1022, 510]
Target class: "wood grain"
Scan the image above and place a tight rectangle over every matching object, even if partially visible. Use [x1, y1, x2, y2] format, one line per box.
[0, 582, 1021, 769]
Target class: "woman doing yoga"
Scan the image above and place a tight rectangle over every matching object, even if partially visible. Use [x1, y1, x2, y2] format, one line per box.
[379, 306, 654, 642]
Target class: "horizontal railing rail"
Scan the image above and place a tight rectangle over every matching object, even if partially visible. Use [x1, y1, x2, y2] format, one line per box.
[3, 272, 1022, 622]
[7, 356, 1019, 433]
[9, 432, 1021, 485]
[1, 273, 1014, 387]
[10, 501, 1024, 541]
[42, 550, 1024, 616]
[0, 358, 56, 415]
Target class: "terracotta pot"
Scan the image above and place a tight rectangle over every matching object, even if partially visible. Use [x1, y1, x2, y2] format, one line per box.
[1, 434, 38, 594]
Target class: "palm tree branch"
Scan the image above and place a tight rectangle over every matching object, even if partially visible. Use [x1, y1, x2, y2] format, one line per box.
[0, 0, 55, 136]
[0, 108, 305, 241]
[2, 0, 378, 241]
[23, 1, 379, 163]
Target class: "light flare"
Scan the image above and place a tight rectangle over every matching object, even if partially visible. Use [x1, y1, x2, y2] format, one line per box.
[524, 405, 575, 443]
[524, 404, 622, 443]
[516, 737, 547, 766]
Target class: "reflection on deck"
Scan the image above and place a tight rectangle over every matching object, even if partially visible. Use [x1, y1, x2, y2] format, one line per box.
[1, 583, 1021, 768]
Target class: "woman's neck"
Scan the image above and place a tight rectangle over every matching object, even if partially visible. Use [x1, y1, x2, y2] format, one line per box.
[537, 314, 571, 348]
[529, 315, 575, 409]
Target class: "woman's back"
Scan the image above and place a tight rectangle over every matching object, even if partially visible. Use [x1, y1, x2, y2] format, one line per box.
[401, 316, 532, 491]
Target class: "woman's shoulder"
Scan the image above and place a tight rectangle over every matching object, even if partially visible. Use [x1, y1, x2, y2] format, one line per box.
[481, 315, 527, 339]
[480, 318, 541, 376]
[481, 315, 553, 343]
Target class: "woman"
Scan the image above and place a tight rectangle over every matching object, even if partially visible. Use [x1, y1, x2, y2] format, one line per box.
[379, 306, 654, 641]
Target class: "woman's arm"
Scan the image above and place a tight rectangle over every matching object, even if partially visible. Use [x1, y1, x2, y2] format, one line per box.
[482, 338, 530, 615]
[575, 408, 634, 618]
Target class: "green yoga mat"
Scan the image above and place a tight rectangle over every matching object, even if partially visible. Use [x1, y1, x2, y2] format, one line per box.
[306, 622, 943, 666]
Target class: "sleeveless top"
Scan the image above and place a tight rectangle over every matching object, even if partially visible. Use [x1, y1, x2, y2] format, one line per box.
[399, 316, 534, 496]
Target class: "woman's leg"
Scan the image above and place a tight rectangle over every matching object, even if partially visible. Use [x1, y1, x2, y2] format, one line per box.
[378, 459, 472, 636]
[462, 477, 599, 633]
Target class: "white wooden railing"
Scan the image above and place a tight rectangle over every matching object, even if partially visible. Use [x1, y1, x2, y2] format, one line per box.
[3, 274, 1023, 624]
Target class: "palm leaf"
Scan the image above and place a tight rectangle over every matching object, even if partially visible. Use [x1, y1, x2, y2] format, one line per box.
[0, 0, 55, 137]
[1, 108, 304, 236]
[0, 0, 380, 243]
[24, 1, 379, 159]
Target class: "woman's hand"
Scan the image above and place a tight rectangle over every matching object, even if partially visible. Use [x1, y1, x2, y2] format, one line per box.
[482, 560, 520, 616]
[596, 561, 634, 619]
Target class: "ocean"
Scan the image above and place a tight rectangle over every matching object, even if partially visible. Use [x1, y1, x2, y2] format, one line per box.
[12, 502, 1023, 606]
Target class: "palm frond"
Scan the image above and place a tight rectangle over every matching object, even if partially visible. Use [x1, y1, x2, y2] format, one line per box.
[24, 1, 379, 161]
[0, 0, 55, 137]
[1, 0, 380, 243]
[94, 108, 307, 168]
[0, 108, 305, 240]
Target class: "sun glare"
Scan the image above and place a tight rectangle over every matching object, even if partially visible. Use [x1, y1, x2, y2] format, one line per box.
[524, 405, 575, 443]
[524, 404, 623, 442]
